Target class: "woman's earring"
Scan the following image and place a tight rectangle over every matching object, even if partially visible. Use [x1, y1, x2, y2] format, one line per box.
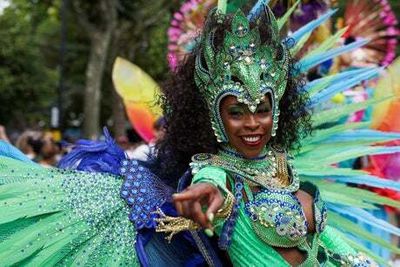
[271, 108, 280, 137]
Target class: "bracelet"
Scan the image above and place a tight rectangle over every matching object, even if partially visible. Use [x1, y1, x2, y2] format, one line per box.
[216, 190, 235, 219]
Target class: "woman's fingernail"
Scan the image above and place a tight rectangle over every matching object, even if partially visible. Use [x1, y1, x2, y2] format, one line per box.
[207, 213, 214, 222]
[204, 228, 214, 237]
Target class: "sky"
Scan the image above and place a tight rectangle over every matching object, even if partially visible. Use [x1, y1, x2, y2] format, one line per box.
[0, 0, 9, 15]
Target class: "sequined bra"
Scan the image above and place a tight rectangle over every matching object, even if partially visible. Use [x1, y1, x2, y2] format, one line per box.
[244, 181, 327, 248]
[190, 145, 328, 248]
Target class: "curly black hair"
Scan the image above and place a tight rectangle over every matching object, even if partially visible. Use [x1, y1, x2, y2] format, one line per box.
[153, 7, 312, 187]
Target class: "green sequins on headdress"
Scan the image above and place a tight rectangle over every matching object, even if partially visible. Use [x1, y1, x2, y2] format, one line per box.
[194, 7, 290, 142]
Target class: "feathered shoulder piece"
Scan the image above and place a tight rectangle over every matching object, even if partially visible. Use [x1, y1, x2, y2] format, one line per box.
[58, 127, 126, 176]
[58, 128, 175, 230]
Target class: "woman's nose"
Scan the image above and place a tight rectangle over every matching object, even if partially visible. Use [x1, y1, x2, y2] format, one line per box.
[244, 114, 260, 130]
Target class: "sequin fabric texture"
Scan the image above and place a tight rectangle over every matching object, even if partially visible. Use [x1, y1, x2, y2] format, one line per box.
[0, 157, 139, 266]
[120, 159, 174, 229]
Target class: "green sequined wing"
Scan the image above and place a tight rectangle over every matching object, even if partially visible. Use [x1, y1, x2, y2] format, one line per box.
[0, 156, 139, 266]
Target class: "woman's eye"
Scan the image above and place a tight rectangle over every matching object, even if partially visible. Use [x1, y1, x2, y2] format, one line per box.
[229, 110, 243, 116]
[256, 106, 271, 113]
[228, 108, 244, 117]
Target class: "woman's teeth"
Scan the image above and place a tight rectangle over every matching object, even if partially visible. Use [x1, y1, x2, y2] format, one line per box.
[242, 136, 261, 142]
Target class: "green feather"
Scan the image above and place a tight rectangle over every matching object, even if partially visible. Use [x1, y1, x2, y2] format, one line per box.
[300, 122, 371, 146]
[309, 180, 400, 209]
[312, 97, 391, 127]
[277, 0, 300, 30]
[296, 166, 365, 177]
[290, 32, 312, 56]
[27, 221, 92, 266]
[304, 27, 348, 59]
[329, 212, 400, 255]
[0, 212, 66, 265]
[299, 145, 400, 165]
[330, 228, 389, 267]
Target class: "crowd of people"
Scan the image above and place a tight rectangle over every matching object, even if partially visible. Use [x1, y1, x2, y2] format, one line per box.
[0, 119, 166, 168]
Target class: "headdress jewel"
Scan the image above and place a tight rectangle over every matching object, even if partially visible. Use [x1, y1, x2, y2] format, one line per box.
[194, 5, 290, 143]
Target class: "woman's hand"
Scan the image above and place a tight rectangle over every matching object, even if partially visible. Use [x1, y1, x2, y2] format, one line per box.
[173, 183, 224, 230]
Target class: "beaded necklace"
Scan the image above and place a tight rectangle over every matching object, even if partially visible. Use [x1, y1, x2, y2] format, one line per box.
[190, 144, 299, 192]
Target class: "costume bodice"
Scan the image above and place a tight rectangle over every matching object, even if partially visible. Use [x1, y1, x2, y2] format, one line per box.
[191, 145, 327, 248]
[189, 146, 375, 266]
[190, 146, 329, 264]
[244, 181, 327, 248]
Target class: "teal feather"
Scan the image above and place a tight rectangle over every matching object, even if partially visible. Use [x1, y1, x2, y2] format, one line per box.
[327, 175, 400, 191]
[307, 180, 400, 209]
[277, 1, 300, 30]
[329, 212, 400, 255]
[330, 228, 389, 267]
[296, 165, 366, 177]
[288, 9, 337, 44]
[304, 68, 373, 94]
[297, 145, 400, 166]
[300, 122, 370, 145]
[312, 97, 390, 127]
[0, 141, 35, 164]
[299, 130, 400, 155]
[310, 68, 381, 106]
[298, 39, 370, 73]
[322, 129, 400, 143]
[328, 205, 400, 236]
[304, 27, 348, 58]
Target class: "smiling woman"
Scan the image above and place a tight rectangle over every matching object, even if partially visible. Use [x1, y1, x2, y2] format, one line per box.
[164, 3, 376, 266]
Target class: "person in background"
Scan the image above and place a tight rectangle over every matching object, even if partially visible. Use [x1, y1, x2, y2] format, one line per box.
[15, 130, 43, 161]
[130, 117, 166, 161]
[37, 132, 61, 167]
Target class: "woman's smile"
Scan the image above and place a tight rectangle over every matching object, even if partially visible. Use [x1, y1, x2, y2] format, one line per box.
[241, 134, 263, 146]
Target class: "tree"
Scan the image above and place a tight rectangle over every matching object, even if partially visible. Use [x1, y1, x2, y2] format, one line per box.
[71, 0, 118, 139]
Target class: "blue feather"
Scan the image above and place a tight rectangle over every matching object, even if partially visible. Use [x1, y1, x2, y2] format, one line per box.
[323, 130, 400, 143]
[326, 174, 400, 191]
[327, 204, 400, 236]
[247, 0, 270, 21]
[0, 141, 36, 164]
[58, 127, 126, 176]
[289, 9, 337, 44]
[304, 68, 373, 93]
[310, 68, 381, 107]
[298, 39, 369, 73]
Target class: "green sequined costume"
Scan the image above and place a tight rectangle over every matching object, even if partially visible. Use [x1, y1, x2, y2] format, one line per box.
[190, 146, 374, 266]
[0, 156, 139, 266]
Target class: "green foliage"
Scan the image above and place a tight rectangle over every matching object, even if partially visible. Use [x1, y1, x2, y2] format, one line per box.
[133, 4, 171, 81]
[0, 1, 59, 128]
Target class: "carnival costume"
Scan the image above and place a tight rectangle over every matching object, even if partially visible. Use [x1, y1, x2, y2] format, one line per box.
[1, 1, 400, 266]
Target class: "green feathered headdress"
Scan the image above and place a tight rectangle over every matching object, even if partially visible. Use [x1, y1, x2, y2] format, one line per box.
[194, 3, 290, 142]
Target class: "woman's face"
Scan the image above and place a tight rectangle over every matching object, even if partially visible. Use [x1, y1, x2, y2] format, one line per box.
[220, 95, 273, 159]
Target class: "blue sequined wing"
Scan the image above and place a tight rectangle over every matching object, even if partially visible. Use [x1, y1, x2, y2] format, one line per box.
[120, 159, 175, 229]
